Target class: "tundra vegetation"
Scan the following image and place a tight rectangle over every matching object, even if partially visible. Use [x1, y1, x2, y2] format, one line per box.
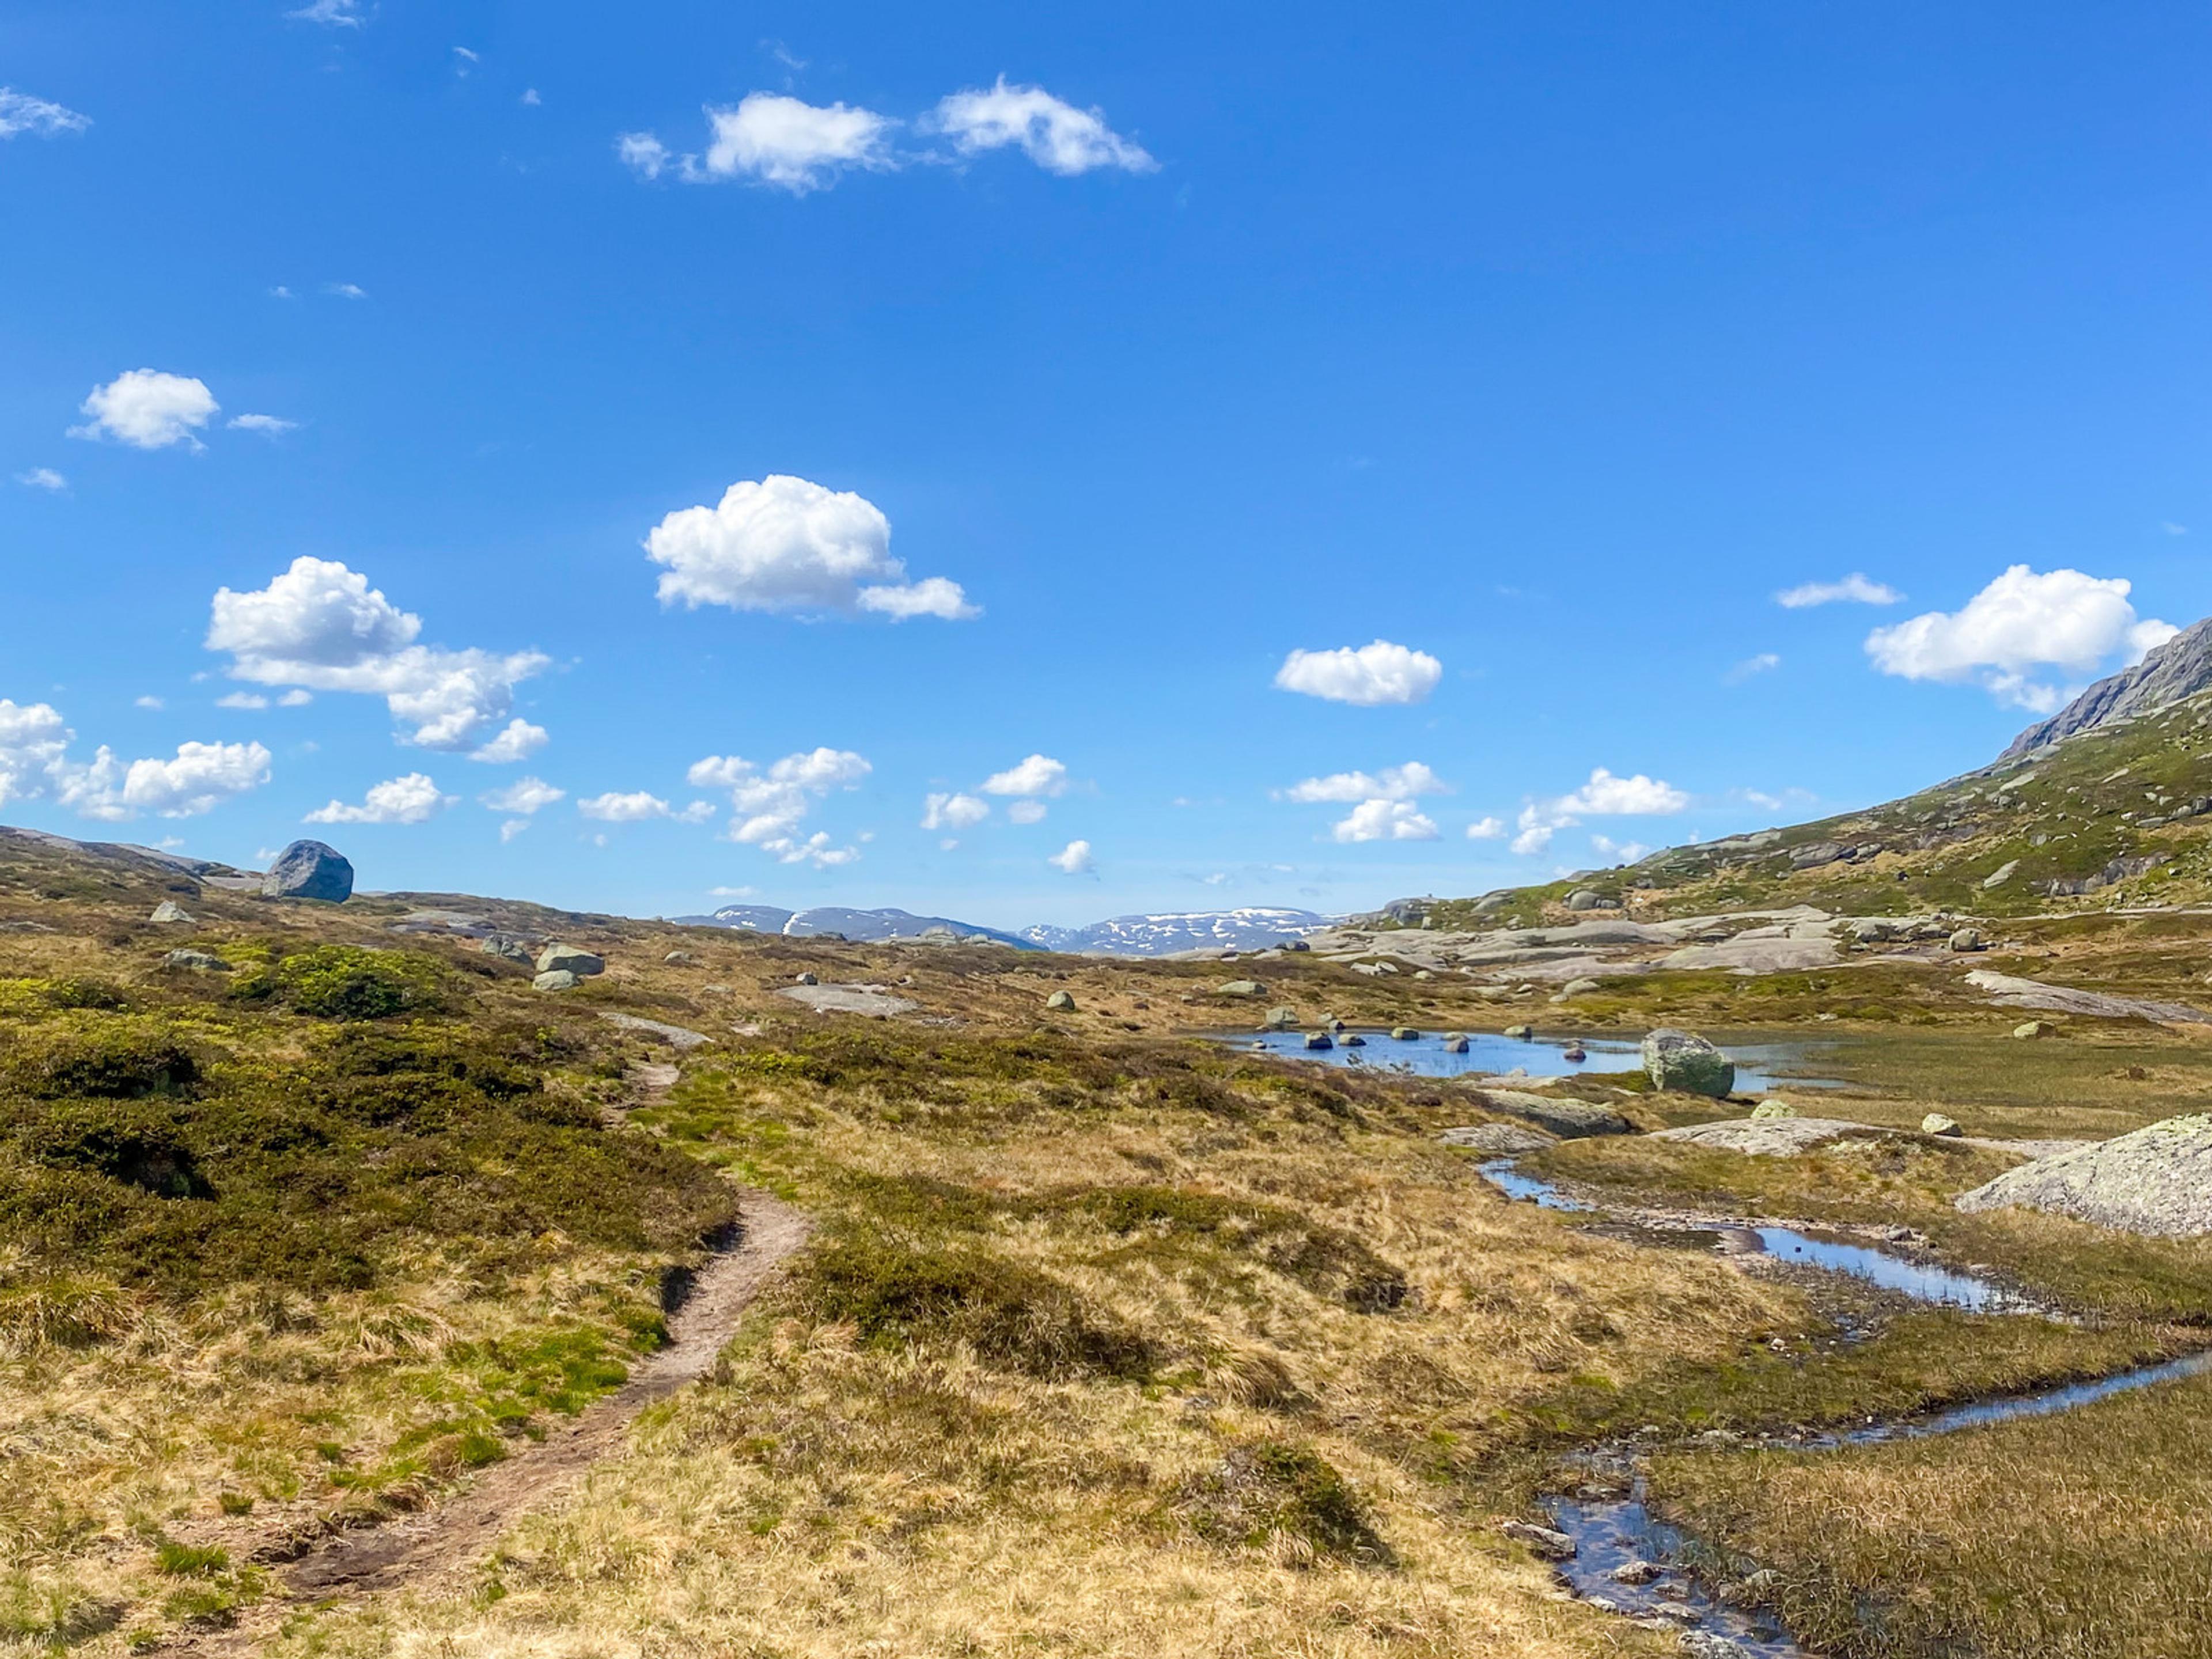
[1, 828, 2210, 1658]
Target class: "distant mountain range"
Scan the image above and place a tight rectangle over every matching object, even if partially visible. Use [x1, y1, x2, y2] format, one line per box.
[672, 902, 1335, 957]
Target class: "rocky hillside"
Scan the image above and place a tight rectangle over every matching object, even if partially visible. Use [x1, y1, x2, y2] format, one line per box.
[1419, 652, 2212, 930]
[1021, 907, 1332, 956]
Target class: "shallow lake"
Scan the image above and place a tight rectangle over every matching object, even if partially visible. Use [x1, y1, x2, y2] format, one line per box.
[1232, 1028, 1840, 1093]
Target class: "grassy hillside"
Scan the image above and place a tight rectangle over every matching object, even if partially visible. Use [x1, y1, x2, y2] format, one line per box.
[1421, 690, 2212, 929]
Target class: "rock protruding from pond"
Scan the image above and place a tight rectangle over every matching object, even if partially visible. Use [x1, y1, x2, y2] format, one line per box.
[260, 839, 353, 903]
[1478, 1089, 1633, 1139]
[537, 944, 605, 977]
[1641, 1028, 1734, 1097]
[1956, 1115, 2212, 1237]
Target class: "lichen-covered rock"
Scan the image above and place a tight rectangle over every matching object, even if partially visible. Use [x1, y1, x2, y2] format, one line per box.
[260, 839, 353, 903]
[149, 900, 192, 924]
[1750, 1100, 1798, 1120]
[1262, 1005, 1298, 1029]
[1922, 1112, 1963, 1137]
[1641, 1028, 1735, 1097]
[1478, 1089, 1633, 1139]
[1217, 980, 1264, 998]
[1503, 1023, 1533, 1039]
[1390, 1027, 1419, 1041]
[1956, 1115, 2212, 1236]
[532, 969, 579, 993]
[1438, 1122, 1556, 1156]
[1949, 927, 1986, 953]
[2013, 1020, 2055, 1039]
[162, 948, 230, 972]
[1045, 990, 1076, 1012]
[536, 945, 605, 977]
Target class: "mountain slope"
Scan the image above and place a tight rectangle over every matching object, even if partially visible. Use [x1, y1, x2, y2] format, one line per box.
[2003, 616, 2212, 759]
[671, 902, 1031, 948]
[1021, 907, 1331, 956]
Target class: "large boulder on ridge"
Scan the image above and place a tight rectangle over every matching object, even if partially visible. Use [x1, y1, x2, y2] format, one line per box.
[1641, 1028, 1735, 1098]
[261, 840, 353, 903]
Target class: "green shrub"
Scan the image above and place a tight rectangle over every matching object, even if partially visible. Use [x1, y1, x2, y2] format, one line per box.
[798, 1236, 1155, 1381]
[1180, 1440, 1393, 1565]
[8, 1031, 198, 1099]
[254, 946, 448, 1020]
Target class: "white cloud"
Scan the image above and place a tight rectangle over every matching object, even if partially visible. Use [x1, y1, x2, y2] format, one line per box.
[707, 884, 757, 899]
[287, 0, 365, 25]
[579, 790, 673, 822]
[646, 474, 976, 621]
[207, 557, 548, 753]
[927, 79, 1153, 175]
[1590, 834, 1649, 863]
[922, 791, 989, 831]
[453, 46, 478, 63]
[521, 88, 541, 107]
[1331, 800, 1438, 843]
[981, 753, 1067, 797]
[228, 413, 297, 435]
[270, 286, 296, 300]
[702, 94, 895, 191]
[1006, 798, 1047, 825]
[0, 699, 268, 820]
[1725, 652, 1781, 684]
[1273, 639, 1442, 706]
[691, 747, 871, 865]
[1511, 767, 1688, 856]
[17, 468, 66, 491]
[325, 282, 367, 300]
[1281, 761, 1445, 804]
[305, 772, 453, 825]
[0, 88, 91, 139]
[482, 775, 563, 815]
[216, 692, 268, 710]
[278, 688, 313, 707]
[617, 132, 671, 178]
[1863, 565, 2176, 711]
[1048, 838, 1096, 875]
[71, 370, 219, 450]
[1776, 573, 1903, 608]
[468, 717, 548, 763]
[498, 817, 529, 842]
[1559, 768, 1689, 816]
[134, 695, 164, 711]
[1466, 815, 1505, 840]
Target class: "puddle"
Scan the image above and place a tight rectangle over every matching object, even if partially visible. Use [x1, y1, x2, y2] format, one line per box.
[1835, 1347, 2212, 1444]
[1478, 1162, 2025, 1311]
[1229, 1029, 1841, 1092]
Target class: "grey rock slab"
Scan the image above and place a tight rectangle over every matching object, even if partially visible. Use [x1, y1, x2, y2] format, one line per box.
[1964, 968, 2212, 1027]
[1500, 1519, 1576, 1559]
[1641, 1028, 1736, 1097]
[161, 948, 231, 972]
[532, 969, 581, 993]
[600, 1012, 714, 1050]
[1957, 1115, 2212, 1236]
[149, 900, 192, 924]
[1477, 1089, 1634, 1139]
[778, 982, 920, 1017]
[1439, 1122, 1557, 1156]
[1652, 1117, 1900, 1157]
[536, 944, 607, 977]
[260, 839, 354, 903]
[1659, 938, 1839, 974]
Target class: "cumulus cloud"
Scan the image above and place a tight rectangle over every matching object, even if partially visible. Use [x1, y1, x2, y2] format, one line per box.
[1279, 761, 1444, 804]
[578, 790, 676, 822]
[1331, 800, 1437, 843]
[1776, 573, 1903, 608]
[619, 94, 895, 192]
[1048, 838, 1095, 875]
[1863, 565, 2177, 712]
[1274, 639, 1442, 706]
[646, 475, 976, 621]
[922, 791, 989, 831]
[1006, 798, 1047, 825]
[228, 413, 297, 435]
[468, 718, 548, 764]
[981, 753, 1067, 797]
[305, 772, 454, 825]
[0, 699, 268, 820]
[71, 370, 219, 450]
[17, 468, 66, 491]
[616, 132, 672, 178]
[1590, 833, 1649, 863]
[690, 746, 871, 865]
[216, 692, 268, 710]
[927, 79, 1153, 175]
[1466, 816, 1505, 840]
[206, 557, 548, 754]
[482, 776, 563, 815]
[0, 88, 91, 139]
[1512, 768, 1690, 856]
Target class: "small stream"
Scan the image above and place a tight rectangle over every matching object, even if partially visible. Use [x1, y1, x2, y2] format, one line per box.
[1480, 1157, 2212, 1655]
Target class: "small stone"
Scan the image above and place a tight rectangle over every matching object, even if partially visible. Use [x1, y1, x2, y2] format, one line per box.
[1303, 1032, 1333, 1050]
[2013, 1020, 2054, 1039]
[1390, 1026, 1420, 1041]
[1046, 990, 1077, 1012]
[1442, 1033, 1469, 1054]
[1561, 1043, 1586, 1062]
[161, 948, 231, 972]
[537, 944, 606, 977]
[1412, 969, 1434, 981]
[1499, 1519, 1575, 1559]
[1949, 927, 1986, 953]
[664, 950, 698, 965]
[1610, 1558, 1662, 1585]
[796, 972, 819, 986]
[1341, 1033, 1366, 1046]
[149, 900, 193, 924]
[1750, 1099, 1798, 1120]
[532, 969, 580, 993]
[1217, 979, 1264, 997]
[1921, 1112, 1963, 1137]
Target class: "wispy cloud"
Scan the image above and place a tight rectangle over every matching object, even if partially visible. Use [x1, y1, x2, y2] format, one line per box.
[0, 88, 91, 139]
[1724, 651, 1781, 684]
[1776, 573, 1902, 608]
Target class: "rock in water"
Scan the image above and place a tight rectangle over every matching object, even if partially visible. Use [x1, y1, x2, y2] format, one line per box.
[260, 839, 353, 903]
[1304, 1031, 1333, 1050]
[1956, 1115, 2212, 1236]
[1641, 1028, 1735, 1097]
[1503, 1023, 1533, 1039]
[536, 944, 605, 977]
[1442, 1033, 1469, 1054]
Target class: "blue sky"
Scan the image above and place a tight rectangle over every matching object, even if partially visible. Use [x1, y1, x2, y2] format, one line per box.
[2, 1, 2207, 927]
